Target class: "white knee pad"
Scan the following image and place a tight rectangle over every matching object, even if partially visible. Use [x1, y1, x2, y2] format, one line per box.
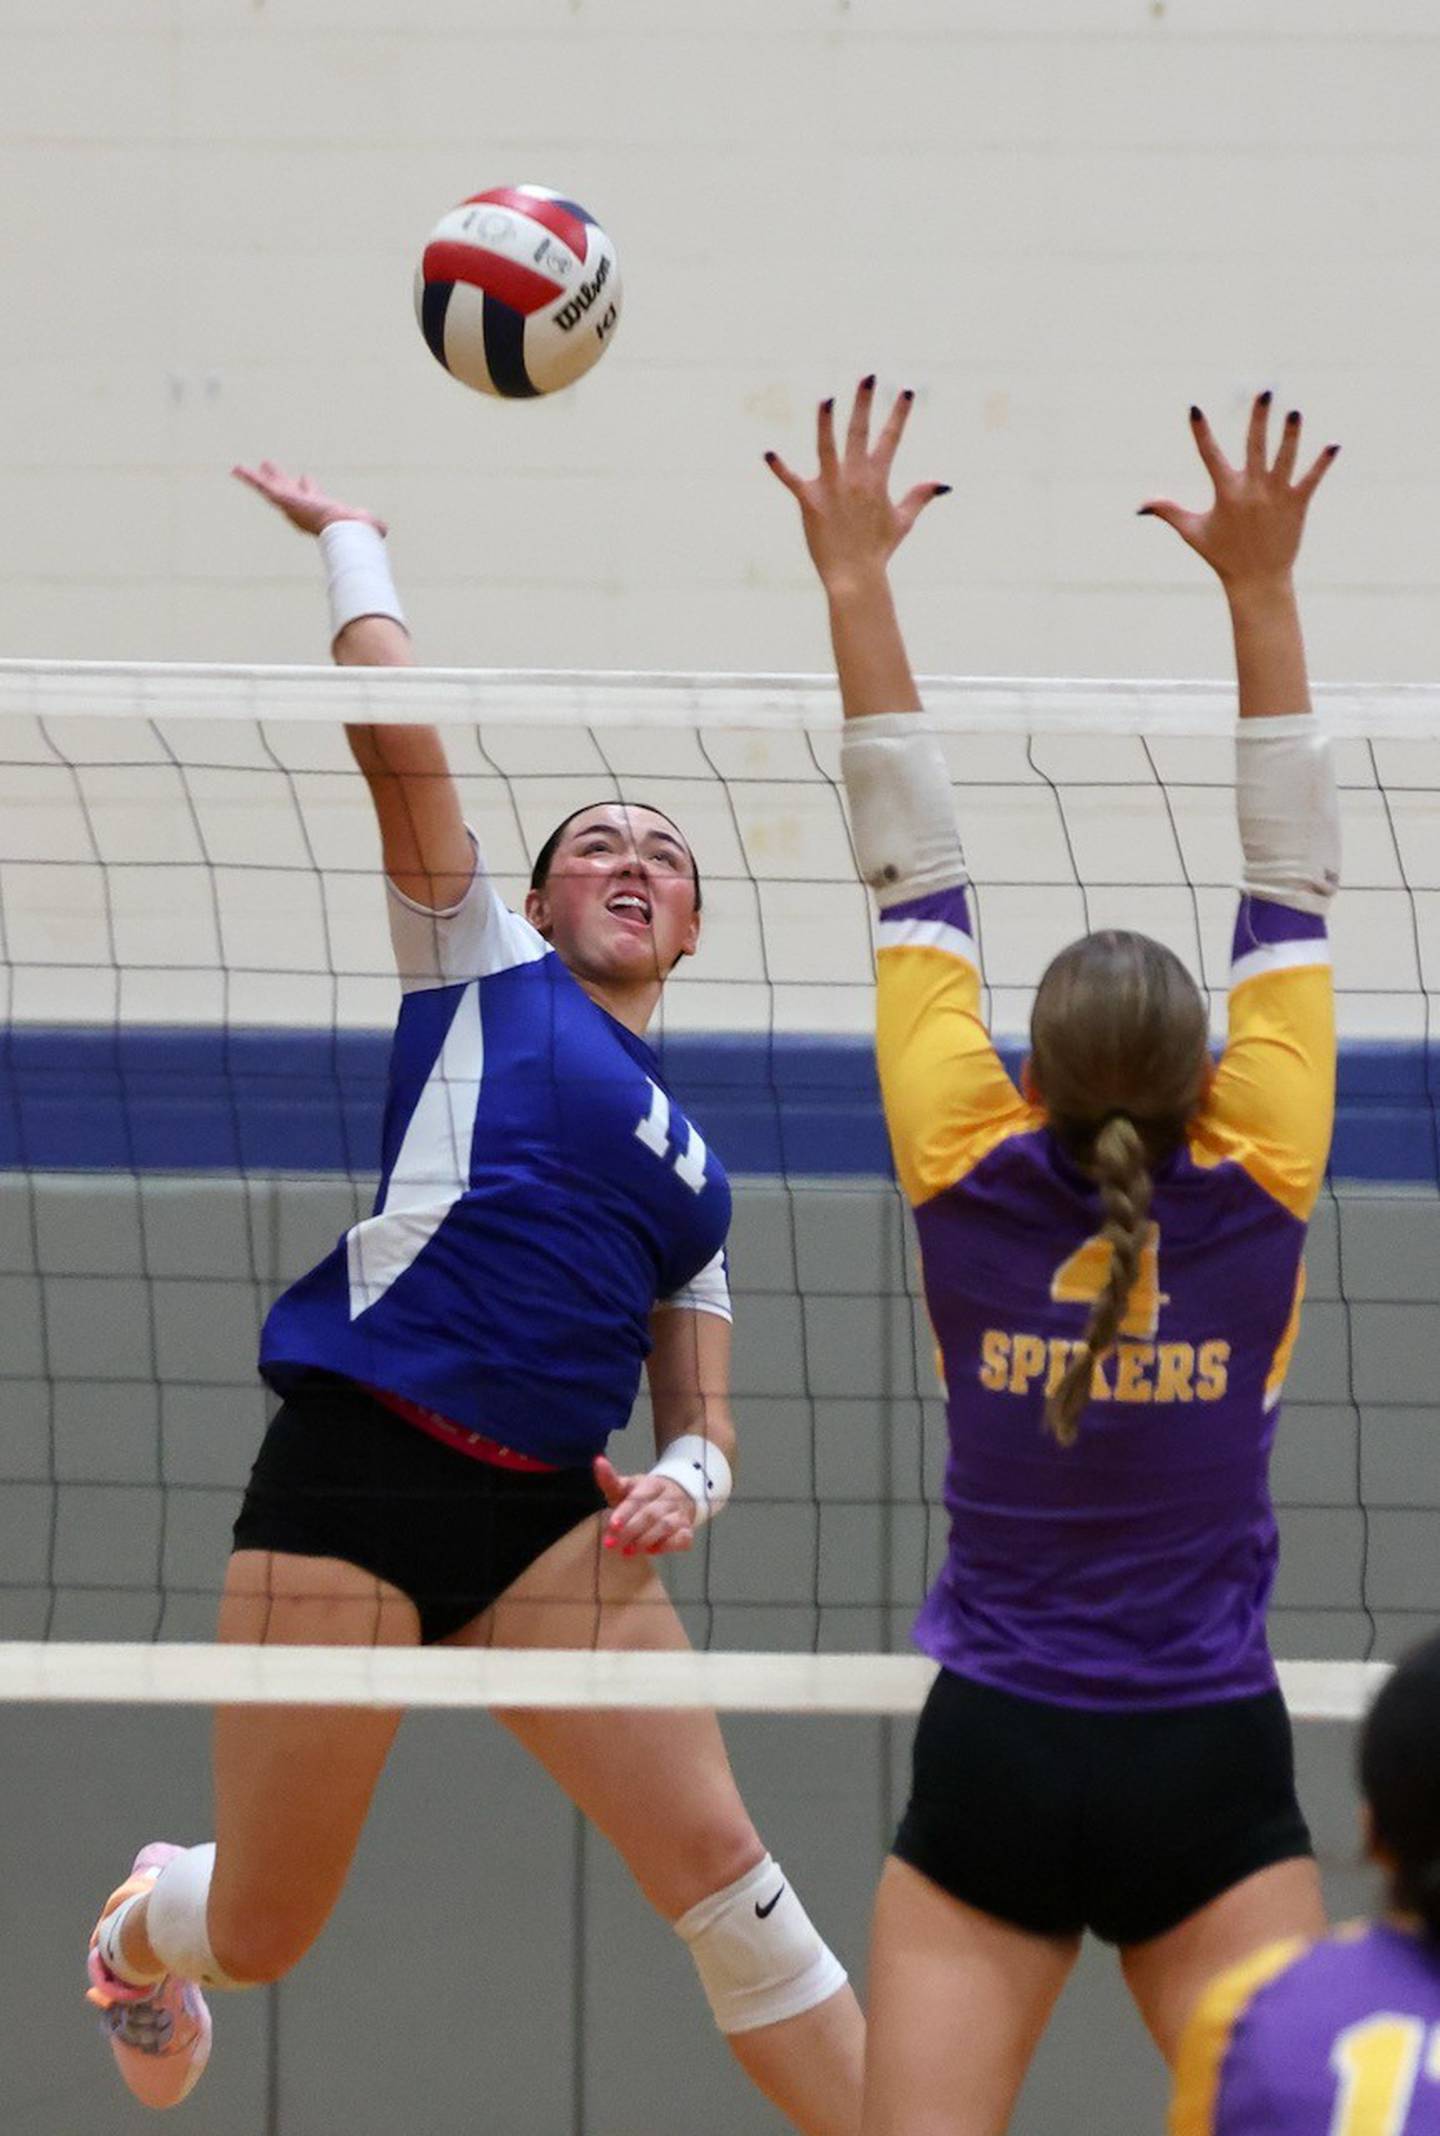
[146, 1844, 241, 1991]
[674, 1854, 848, 2035]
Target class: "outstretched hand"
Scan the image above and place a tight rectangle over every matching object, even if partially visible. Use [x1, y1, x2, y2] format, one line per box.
[593, 1454, 697, 1558]
[1139, 394, 1339, 590]
[232, 460, 386, 540]
[764, 376, 950, 594]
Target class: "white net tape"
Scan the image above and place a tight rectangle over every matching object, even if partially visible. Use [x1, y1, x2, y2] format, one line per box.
[0, 1643, 1391, 1720]
[2, 658, 1440, 734]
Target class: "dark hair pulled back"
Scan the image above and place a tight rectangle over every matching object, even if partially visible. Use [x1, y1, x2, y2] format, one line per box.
[529, 802, 702, 911]
[1361, 1631, 1440, 1940]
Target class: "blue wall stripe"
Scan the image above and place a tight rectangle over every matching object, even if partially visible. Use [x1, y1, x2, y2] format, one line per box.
[0, 1028, 1436, 1184]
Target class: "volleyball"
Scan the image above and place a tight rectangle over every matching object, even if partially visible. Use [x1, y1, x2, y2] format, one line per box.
[414, 185, 622, 400]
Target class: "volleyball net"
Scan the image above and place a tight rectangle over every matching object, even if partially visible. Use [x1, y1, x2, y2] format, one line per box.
[1, 660, 1436, 1724]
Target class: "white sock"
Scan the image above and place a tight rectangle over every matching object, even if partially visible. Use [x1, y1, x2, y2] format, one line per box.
[95, 1890, 166, 1989]
[144, 1843, 240, 1991]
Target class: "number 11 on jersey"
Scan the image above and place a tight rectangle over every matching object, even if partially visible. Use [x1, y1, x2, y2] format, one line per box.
[634, 1079, 708, 1195]
[1330, 2014, 1440, 2135]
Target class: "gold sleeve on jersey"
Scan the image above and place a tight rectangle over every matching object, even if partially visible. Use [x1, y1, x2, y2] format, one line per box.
[1169, 1938, 1308, 2135]
[1190, 953, 1336, 1222]
[876, 929, 1036, 1209]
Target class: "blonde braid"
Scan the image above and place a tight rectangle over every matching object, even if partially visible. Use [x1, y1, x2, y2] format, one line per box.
[1045, 1115, 1152, 1448]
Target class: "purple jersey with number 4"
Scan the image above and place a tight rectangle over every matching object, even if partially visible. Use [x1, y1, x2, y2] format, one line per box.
[260, 852, 732, 1463]
[1172, 1923, 1440, 2134]
[875, 883, 1334, 1710]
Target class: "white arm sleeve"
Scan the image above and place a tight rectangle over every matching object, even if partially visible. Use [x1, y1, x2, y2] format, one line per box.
[656, 1247, 733, 1323]
[385, 827, 549, 991]
[1235, 716, 1341, 914]
[838, 713, 967, 909]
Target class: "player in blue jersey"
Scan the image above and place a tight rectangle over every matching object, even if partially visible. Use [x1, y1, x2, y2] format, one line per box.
[82, 464, 864, 2131]
[769, 381, 1341, 2133]
[1173, 1632, 1440, 2134]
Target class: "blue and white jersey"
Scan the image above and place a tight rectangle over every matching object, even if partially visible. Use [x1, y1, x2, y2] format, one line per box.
[260, 846, 732, 1464]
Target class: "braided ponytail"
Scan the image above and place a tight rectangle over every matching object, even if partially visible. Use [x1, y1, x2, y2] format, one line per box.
[1045, 1115, 1152, 1447]
[1029, 928, 1208, 1448]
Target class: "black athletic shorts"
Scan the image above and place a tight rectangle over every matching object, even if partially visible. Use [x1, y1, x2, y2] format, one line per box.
[892, 1667, 1313, 1947]
[232, 1377, 607, 1645]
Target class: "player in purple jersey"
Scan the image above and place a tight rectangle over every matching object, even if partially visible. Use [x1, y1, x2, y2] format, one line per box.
[1173, 1632, 1440, 2134]
[81, 465, 863, 2131]
[769, 380, 1341, 2132]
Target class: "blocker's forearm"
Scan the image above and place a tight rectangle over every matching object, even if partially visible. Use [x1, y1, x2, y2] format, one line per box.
[1226, 576, 1311, 721]
[826, 569, 923, 722]
[335, 615, 413, 672]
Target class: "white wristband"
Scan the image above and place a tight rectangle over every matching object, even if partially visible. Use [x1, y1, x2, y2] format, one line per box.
[319, 519, 406, 644]
[650, 1434, 733, 1525]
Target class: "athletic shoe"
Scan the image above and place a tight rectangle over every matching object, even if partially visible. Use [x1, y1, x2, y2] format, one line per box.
[86, 1843, 213, 2109]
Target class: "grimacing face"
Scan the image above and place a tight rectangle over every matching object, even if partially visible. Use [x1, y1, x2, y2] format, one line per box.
[523, 804, 701, 983]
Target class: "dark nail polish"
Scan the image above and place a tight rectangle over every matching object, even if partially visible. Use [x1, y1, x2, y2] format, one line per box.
[1259, 389, 1273, 406]
[1136, 506, 1153, 517]
[934, 483, 953, 496]
[901, 388, 915, 402]
[1190, 405, 1203, 421]
[1286, 409, 1300, 425]
[860, 373, 876, 390]
[763, 450, 777, 464]
[821, 398, 834, 414]
[1327, 443, 1342, 456]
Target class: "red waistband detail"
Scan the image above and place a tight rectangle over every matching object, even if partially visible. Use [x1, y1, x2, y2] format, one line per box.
[364, 1386, 561, 1473]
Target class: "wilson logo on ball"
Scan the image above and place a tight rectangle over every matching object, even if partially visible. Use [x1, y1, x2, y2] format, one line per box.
[414, 185, 622, 399]
[553, 252, 614, 335]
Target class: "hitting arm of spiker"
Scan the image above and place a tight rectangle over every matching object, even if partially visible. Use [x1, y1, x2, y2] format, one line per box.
[233, 460, 473, 910]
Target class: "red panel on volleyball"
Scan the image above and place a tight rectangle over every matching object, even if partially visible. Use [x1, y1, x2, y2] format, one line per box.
[421, 242, 566, 318]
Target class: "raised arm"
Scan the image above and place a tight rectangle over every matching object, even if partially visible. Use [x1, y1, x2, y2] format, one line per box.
[764, 374, 948, 723]
[1142, 395, 1342, 1220]
[1139, 393, 1339, 725]
[233, 461, 473, 910]
[767, 382, 1029, 1206]
[763, 380, 959, 908]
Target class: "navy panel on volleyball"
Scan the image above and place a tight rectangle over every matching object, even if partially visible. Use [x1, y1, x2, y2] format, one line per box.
[414, 184, 623, 399]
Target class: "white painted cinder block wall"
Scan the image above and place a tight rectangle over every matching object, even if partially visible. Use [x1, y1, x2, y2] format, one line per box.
[3, 0, 1439, 685]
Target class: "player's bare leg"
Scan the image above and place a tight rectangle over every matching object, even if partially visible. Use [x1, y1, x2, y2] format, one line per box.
[100, 1550, 414, 1991]
[861, 1858, 1079, 2136]
[453, 1513, 866, 2136]
[1120, 1855, 1326, 2064]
